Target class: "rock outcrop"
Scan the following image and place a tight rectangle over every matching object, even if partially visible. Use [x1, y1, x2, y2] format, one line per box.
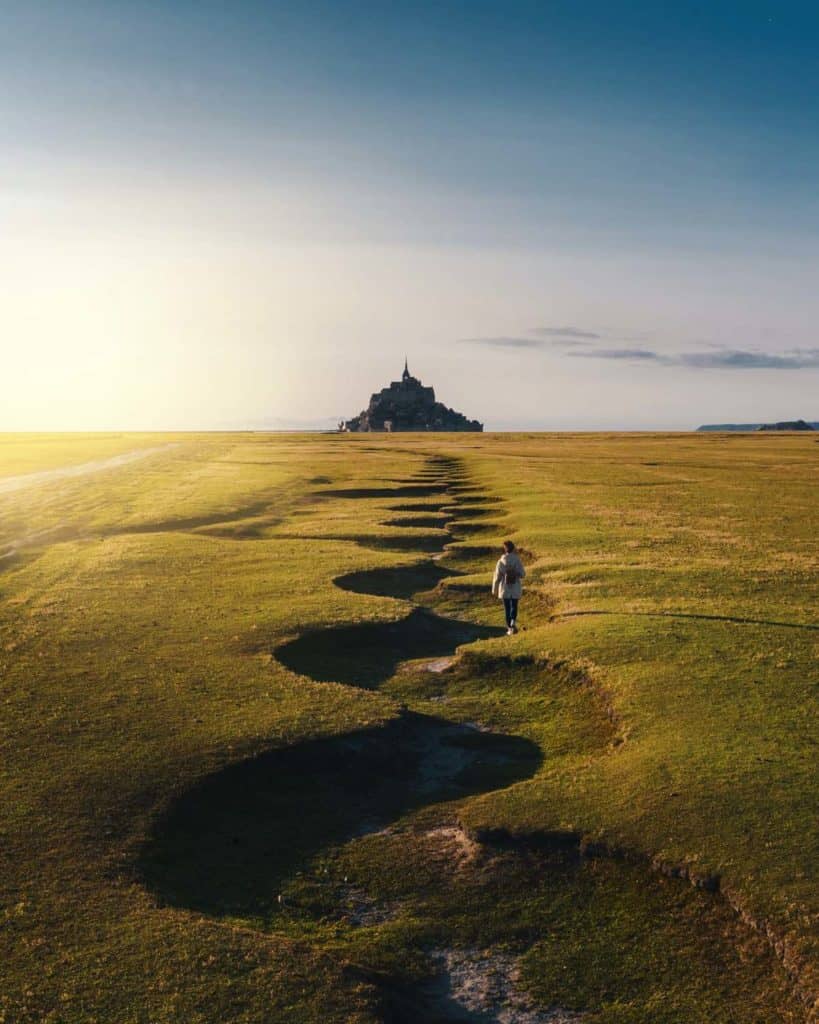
[344, 361, 483, 432]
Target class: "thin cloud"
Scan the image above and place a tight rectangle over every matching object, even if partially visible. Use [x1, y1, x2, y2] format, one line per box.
[532, 326, 600, 339]
[458, 327, 601, 350]
[457, 336, 546, 349]
[458, 332, 819, 369]
[570, 347, 665, 361]
[539, 337, 594, 348]
[679, 348, 819, 369]
[567, 345, 819, 369]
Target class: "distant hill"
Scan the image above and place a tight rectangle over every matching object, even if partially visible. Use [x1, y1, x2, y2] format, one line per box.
[757, 419, 816, 431]
[696, 420, 819, 432]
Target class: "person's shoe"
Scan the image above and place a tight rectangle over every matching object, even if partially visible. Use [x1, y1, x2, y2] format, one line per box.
[506, 626, 514, 636]
[510, 620, 518, 634]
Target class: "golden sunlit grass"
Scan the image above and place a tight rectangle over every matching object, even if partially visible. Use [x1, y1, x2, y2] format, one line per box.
[0, 433, 167, 478]
[0, 431, 815, 1022]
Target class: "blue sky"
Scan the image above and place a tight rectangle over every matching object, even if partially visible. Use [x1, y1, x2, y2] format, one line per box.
[3, 1, 818, 429]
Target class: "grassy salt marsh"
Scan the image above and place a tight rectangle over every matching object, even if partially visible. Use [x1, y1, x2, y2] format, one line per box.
[0, 431, 816, 1023]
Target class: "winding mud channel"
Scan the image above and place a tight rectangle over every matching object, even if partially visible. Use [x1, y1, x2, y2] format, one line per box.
[139, 455, 803, 1023]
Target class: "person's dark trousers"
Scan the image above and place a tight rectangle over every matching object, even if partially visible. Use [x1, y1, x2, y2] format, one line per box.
[503, 598, 518, 627]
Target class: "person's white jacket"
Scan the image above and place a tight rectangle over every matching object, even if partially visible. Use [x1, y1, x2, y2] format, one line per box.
[492, 551, 525, 599]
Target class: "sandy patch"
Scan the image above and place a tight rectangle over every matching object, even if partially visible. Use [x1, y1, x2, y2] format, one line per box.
[425, 656, 457, 672]
[423, 825, 481, 871]
[427, 948, 586, 1023]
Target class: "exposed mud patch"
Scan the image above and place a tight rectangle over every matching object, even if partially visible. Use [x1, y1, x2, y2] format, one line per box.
[422, 825, 481, 871]
[425, 656, 457, 673]
[336, 884, 401, 927]
[412, 949, 585, 1024]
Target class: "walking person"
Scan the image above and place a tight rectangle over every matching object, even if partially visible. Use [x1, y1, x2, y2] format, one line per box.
[492, 540, 525, 635]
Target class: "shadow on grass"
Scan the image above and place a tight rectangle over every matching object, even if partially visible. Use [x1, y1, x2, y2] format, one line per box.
[448, 521, 504, 537]
[335, 563, 460, 600]
[276, 608, 504, 688]
[353, 534, 449, 553]
[272, 532, 450, 554]
[444, 544, 499, 563]
[138, 712, 540, 920]
[315, 486, 448, 499]
[439, 505, 496, 519]
[192, 520, 278, 540]
[381, 515, 451, 529]
[553, 608, 819, 633]
[108, 499, 275, 536]
[387, 502, 450, 513]
[450, 495, 504, 506]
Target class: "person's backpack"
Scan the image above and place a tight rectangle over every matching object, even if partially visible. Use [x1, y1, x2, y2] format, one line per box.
[504, 561, 519, 585]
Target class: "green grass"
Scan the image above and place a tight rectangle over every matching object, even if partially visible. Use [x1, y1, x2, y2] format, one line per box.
[0, 431, 815, 1022]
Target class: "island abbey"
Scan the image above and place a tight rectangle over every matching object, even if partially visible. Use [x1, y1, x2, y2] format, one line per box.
[342, 360, 483, 432]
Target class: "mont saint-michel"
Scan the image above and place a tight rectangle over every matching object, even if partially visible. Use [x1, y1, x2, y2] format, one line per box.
[343, 360, 483, 432]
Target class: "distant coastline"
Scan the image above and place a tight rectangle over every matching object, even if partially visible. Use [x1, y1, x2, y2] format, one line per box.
[696, 420, 819, 432]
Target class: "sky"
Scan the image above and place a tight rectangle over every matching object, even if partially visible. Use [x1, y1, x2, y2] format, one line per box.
[2, 0, 819, 431]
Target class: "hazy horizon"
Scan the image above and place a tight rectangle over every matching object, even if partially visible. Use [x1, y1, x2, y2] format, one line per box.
[3, 2, 819, 432]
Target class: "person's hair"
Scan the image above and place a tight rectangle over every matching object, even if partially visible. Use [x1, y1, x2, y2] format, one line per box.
[502, 540, 515, 553]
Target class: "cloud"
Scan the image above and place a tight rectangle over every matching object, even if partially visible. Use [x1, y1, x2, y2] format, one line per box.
[678, 348, 819, 369]
[458, 333, 819, 369]
[458, 326, 602, 349]
[532, 326, 600, 339]
[564, 345, 819, 369]
[457, 336, 546, 349]
[570, 347, 665, 361]
[540, 337, 594, 348]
